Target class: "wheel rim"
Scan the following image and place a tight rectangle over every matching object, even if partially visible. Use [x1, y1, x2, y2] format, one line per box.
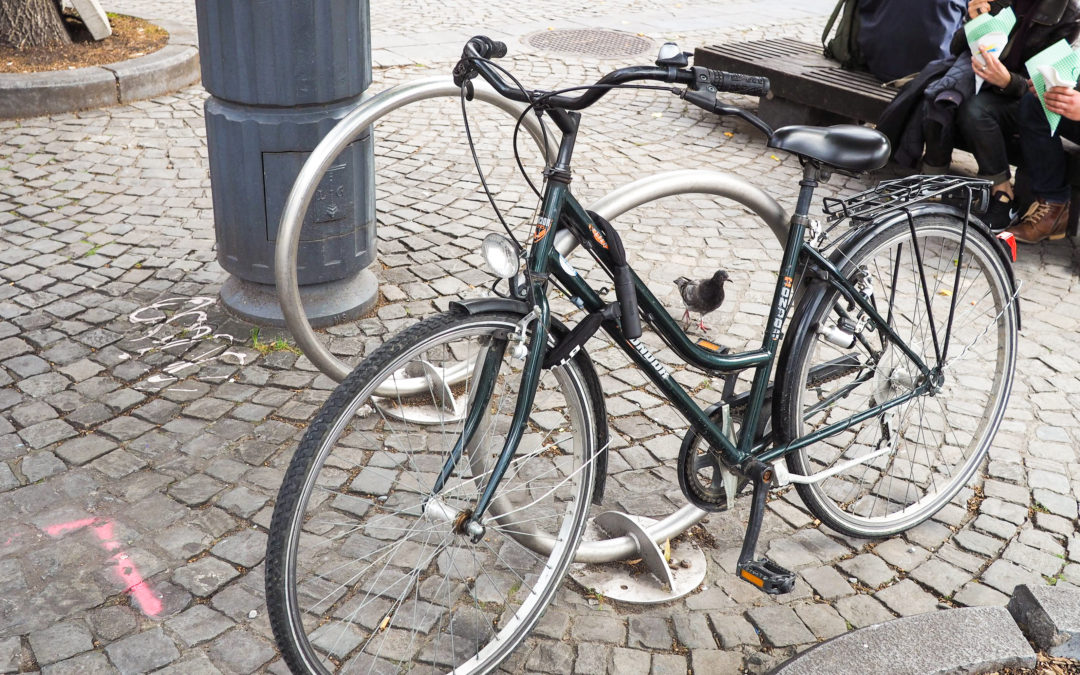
[792, 223, 1016, 534]
[275, 318, 595, 673]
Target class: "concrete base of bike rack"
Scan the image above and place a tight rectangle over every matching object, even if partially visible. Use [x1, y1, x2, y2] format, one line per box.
[569, 512, 707, 604]
[220, 269, 378, 328]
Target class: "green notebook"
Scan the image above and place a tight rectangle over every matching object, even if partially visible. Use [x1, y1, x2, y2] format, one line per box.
[1026, 40, 1080, 135]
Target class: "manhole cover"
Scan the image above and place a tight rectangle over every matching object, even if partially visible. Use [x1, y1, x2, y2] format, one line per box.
[525, 29, 655, 59]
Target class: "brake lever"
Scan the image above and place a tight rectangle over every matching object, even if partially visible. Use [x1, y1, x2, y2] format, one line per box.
[676, 87, 773, 137]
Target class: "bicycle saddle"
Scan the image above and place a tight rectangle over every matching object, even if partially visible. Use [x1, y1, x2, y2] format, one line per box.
[767, 124, 890, 172]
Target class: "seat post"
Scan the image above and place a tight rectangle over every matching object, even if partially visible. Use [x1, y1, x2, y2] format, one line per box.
[792, 161, 824, 221]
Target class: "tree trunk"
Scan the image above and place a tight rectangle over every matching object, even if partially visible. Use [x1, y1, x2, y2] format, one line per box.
[0, 0, 71, 49]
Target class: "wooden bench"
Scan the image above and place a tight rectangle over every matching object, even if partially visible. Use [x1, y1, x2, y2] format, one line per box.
[694, 38, 1079, 237]
[694, 38, 896, 128]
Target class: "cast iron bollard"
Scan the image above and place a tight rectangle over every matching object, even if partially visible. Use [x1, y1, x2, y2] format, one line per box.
[195, 0, 377, 326]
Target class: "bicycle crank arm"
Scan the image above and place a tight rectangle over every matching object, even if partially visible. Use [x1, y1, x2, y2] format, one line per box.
[735, 460, 796, 594]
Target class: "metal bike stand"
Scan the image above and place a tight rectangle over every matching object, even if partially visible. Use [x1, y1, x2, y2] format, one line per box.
[570, 511, 709, 604]
[273, 76, 790, 582]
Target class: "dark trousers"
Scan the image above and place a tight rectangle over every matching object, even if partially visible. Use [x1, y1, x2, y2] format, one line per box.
[955, 91, 1021, 185]
[1019, 91, 1080, 203]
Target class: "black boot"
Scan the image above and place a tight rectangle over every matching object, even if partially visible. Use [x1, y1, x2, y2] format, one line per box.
[984, 191, 1016, 231]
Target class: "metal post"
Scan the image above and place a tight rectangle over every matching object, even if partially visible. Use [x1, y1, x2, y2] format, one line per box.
[195, 0, 377, 326]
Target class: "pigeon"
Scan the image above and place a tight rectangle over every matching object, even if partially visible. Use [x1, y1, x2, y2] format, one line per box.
[675, 270, 730, 332]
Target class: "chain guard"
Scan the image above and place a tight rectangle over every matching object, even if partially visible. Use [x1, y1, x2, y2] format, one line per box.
[677, 403, 746, 512]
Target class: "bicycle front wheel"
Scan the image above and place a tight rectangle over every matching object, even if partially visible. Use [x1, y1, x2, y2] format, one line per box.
[266, 309, 597, 674]
[776, 215, 1018, 538]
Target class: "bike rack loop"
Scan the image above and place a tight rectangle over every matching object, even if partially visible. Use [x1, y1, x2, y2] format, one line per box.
[273, 75, 791, 564]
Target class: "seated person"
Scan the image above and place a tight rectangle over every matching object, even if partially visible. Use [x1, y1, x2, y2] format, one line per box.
[1006, 86, 1080, 242]
[927, 0, 1080, 229]
[858, 0, 966, 82]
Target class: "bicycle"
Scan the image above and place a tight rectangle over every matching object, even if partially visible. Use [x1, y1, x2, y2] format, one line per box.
[265, 36, 1021, 674]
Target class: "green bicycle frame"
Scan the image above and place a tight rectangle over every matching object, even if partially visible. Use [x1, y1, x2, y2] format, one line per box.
[463, 126, 933, 526]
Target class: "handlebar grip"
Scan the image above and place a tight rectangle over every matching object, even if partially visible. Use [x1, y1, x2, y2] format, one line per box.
[465, 35, 508, 59]
[707, 69, 770, 97]
[613, 267, 642, 340]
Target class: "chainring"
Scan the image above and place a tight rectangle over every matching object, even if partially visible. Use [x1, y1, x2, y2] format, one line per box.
[677, 403, 746, 512]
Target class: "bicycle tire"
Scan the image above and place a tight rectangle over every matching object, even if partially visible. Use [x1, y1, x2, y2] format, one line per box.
[775, 215, 1018, 537]
[266, 309, 597, 674]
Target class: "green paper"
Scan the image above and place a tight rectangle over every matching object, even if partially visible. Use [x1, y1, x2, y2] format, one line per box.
[963, 6, 1016, 45]
[1025, 40, 1080, 136]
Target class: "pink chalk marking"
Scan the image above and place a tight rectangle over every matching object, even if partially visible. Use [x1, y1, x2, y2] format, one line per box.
[41, 517, 163, 616]
[92, 521, 114, 540]
[110, 552, 163, 615]
[44, 517, 98, 537]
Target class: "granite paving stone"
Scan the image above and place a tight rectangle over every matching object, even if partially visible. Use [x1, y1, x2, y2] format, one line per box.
[691, 649, 744, 675]
[794, 602, 848, 640]
[954, 581, 1011, 607]
[18, 418, 77, 449]
[573, 643, 612, 675]
[10, 400, 58, 427]
[104, 628, 180, 674]
[524, 640, 575, 673]
[910, 559, 973, 598]
[745, 606, 814, 647]
[627, 616, 672, 650]
[873, 539, 932, 571]
[570, 614, 626, 644]
[27, 620, 94, 665]
[838, 553, 895, 589]
[40, 652, 114, 675]
[612, 647, 651, 675]
[834, 594, 895, 628]
[168, 473, 226, 506]
[165, 605, 234, 647]
[87, 606, 138, 642]
[210, 529, 268, 568]
[172, 556, 240, 597]
[954, 529, 1007, 558]
[21, 452, 66, 482]
[649, 653, 687, 675]
[874, 579, 940, 617]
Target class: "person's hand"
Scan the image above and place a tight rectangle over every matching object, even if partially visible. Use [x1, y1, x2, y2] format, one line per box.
[1028, 79, 1036, 95]
[968, 0, 992, 18]
[973, 46, 1011, 89]
[1043, 86, 1080, 121]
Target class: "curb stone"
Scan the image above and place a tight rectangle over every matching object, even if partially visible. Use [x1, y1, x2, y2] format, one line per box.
[0, 18, 199, 120]
[1008, 584, 1080, 659]
[768, 606, 1036, 675]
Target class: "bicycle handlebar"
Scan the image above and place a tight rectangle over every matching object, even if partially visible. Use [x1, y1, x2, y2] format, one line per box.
[455, 35, 770, 112]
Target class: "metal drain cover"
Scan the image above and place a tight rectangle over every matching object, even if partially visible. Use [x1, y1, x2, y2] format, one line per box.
[525, 29, 655, 59]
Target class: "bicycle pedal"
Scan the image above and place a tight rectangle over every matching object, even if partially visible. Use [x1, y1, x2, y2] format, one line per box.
[737, 558, 796, 595]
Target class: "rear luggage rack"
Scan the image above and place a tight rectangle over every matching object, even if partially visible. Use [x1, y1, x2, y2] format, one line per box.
[821, 175, 992, 225]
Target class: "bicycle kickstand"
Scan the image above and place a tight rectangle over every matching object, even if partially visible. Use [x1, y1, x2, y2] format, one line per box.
[736, 460, 796, 595]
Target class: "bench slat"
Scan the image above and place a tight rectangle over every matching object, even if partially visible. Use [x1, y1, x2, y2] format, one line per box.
[694, 40, 897, 123]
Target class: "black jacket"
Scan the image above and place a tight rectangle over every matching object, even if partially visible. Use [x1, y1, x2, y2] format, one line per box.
[877, 57, 958, 167]
[949, 0, 1080, 98]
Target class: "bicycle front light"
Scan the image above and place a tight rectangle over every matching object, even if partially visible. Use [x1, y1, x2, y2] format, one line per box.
[481, 233, 521, 279]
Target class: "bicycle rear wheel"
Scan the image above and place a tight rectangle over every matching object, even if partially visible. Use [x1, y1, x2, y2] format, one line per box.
[776, 215, 1018, 537]
[266, 309, 597, 674]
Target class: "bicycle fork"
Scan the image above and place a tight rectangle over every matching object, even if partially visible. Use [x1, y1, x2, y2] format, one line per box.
[428, 305, 551, 543]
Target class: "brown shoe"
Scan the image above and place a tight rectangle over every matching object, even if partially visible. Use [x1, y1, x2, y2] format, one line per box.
[1006, 199, 1070, 243]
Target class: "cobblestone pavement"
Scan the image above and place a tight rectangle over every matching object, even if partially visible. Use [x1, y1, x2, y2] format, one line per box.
[0, 0, 1078, 673]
